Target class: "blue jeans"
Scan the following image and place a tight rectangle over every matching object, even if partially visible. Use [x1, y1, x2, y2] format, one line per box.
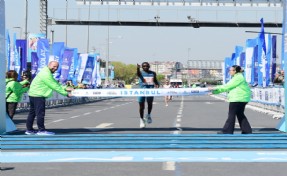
[26, 96, 46, 131]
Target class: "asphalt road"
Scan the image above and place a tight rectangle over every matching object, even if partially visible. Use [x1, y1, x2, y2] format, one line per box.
[2, 95, 287, 176]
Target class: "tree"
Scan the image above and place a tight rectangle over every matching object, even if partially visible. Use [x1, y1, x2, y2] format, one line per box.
[111, 61, 137, 84]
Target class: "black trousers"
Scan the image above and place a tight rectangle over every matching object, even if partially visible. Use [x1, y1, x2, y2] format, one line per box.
[222, 102, 252, 134]
[6, 102, 18, 119]
[26, 96, 46, 131]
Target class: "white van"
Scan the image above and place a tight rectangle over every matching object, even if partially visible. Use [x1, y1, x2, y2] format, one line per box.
[169, 78, 183, 88]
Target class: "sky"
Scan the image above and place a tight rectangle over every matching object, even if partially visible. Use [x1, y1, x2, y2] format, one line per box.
[4, 0, 283, 65]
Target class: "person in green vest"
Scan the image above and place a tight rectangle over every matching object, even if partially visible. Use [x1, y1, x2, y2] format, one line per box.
[25, 61, 73, 135]
[209, 65, 252, 134]
[6, 70, 30, 120]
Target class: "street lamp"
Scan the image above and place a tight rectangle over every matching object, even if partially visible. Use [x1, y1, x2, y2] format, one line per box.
[104, 35, 122, 86]
[50, 30, 54, 45]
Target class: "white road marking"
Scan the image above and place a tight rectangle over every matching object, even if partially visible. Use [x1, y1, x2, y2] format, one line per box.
[162, 161, 176, 171]
[83, 112, 91, 116]
[95, 123, 113, 128]
[53, 119, 65, 123]
[70, 116, 79, 119]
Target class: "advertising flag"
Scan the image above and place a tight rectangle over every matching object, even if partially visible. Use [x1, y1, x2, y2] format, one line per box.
[16, 39, 27, 73]
[31, 52, 39, 78]
[36, 39, 50, 73]
[246, 38, 258, 84]
[28, 33, 46, 62]
[6, 30, 10, 71]
[59, 48, 74, 84]
[77, 54, 88, 83]
[271, 35, 277, 82]
[52, 42, 65, 80]
[265, 34, 272, 87]
[13, 33, 21, 80]
[82, 56, 94, 85]
[235, 46, 243, 66]
[258, 18, 268, 87]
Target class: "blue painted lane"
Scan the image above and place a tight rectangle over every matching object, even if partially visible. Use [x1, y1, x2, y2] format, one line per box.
[2, 151, 287, 163]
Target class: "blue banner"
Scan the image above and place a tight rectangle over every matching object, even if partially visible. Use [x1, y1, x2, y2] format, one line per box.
[91, 53, 100, 87]
[28, 33, 45, 62]
[235, 46, 243, 66]
[77, 54, 88, 83]
[253, 45, 259, 86]
[6, 30, 10, 71]
[59, 48, 74, 84]
[265, 34, 272, 87]
[73, 53, 81, 86]
[52, 42, 65, 80]
[246, 38, 258, 85]
[271, 35, 277, 82]
[68, 48, 78, 86]
[31, 52, 39, 78]
[16, 39, 27, 74]
[231, 53, 236, 66]
[13, 33, 21, 81]
[36, 39, 49, 74]
[82, 56, 94, 85]
[224, 57, 231, 84]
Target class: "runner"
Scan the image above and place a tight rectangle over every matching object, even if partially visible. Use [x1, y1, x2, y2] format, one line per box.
[137, 62, 159, 128]
[163, 80, 172, 106]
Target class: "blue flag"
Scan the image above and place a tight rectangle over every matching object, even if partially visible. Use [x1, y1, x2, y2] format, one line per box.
[271, 35, 277, 82]
[52, 42, 65, 80]
[6, 30, 10, 71]
[13, 33, 21, 80]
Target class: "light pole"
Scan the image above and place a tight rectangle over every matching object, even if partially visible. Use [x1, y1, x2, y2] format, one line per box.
[65, 0, 68, 45]
[104, 35, 122, 86]
[87, 0, 91, 53]
[50, 30, 54, 45]
[25, 0, 28, 40]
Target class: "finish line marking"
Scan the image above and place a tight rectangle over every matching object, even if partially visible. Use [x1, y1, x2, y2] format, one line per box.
[2, 151, 287, 163]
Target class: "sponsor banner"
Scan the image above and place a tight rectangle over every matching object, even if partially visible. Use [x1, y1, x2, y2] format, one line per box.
[271, 35, 277, 82]
[265, 34, 271, 87]
[253, 45, 259, 86]
[91, 53, 101, 87]
[27, 33, 45, 62]
[96, 55, 102, 86]
[72, 88, 209, 97]
[235, 46, 243, 66]
[31, 52, 39, 78]
[6, 30, 10, 71]
[77, 54, 88, 83]
[52, 42, 65, 80]
[13, 33, 21, 80]
[59, 48, 73, 84]
[16, 39, 27, 73]
[240, 52, 246, 77]
[224, 57, 231, 84]
[73, 53, 81, 86]
[69, 48, 78, 86]
[82, 56, 94, 85]
[36, 39, 50, 73]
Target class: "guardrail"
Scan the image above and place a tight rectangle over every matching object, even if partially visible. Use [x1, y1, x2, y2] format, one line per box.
[16, 92, 109, 113]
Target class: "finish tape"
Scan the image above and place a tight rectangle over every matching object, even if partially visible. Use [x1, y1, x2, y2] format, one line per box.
[71, 88, 209, 97]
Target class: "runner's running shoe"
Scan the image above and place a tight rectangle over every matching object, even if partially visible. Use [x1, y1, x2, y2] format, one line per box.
[140, 118, 146, 128]
[146, 114, 152, 124]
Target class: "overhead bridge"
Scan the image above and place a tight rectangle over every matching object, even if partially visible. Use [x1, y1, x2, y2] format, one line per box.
[52, 20, 282, 28]
[76, 0, 283, 7]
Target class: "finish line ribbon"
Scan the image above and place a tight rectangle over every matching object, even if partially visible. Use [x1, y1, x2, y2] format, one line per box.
[71, 88, 209, 97]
